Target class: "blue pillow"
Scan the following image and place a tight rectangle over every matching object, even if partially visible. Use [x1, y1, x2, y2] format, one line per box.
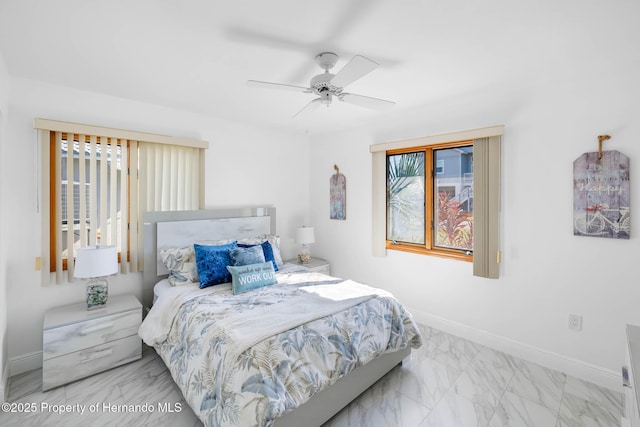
[194, 242, 237, 288]
[227, 262, 277, 295]
[238, 241, 279, 271]
[229, 245, 265, 266]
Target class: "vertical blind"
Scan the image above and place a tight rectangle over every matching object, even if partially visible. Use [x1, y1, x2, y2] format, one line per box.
[472, 136, 501, 279]
[139, 142, 202, 212]
[137, 141, 203, 273]
[51, 132, 137, 283]
[37, 119, 207, 285]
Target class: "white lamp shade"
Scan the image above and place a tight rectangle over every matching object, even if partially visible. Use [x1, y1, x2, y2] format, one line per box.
[296, 226, 315, 245]
[74, 246, 118, 278]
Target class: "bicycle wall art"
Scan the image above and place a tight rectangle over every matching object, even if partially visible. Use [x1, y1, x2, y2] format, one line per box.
[573, 150, 630, 239]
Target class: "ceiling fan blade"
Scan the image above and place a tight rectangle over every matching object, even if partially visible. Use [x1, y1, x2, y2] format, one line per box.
[247, 80, 310, 93]
[292, 98, 322, 119]
[331, 55, 378, 88]
[340, 93, 395, 110]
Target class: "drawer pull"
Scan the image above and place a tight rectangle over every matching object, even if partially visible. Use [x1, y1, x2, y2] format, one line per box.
[81, 348, 113, 363]
[623, 365, 632, 388]
[78, 322, 114, 336]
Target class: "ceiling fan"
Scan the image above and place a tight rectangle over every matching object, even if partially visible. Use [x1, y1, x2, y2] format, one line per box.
[247, 52, 395, 118]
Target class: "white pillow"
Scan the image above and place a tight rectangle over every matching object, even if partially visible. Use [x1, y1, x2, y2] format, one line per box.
[160, 246, 198, 286]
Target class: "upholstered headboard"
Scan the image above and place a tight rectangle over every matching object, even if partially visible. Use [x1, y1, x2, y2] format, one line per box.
[142, 206, 276, 306]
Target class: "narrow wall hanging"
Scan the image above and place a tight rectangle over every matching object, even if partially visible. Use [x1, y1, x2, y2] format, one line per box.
[330, 164, 346, 220]
[573, 135, 630, 239]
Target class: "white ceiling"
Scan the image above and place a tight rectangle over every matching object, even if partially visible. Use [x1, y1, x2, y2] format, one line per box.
[0, 0, 635, 135]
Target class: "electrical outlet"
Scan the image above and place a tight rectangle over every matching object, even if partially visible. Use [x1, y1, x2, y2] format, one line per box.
[568, 314, 582, 331]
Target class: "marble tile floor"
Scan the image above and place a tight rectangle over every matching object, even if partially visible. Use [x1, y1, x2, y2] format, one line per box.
[0, 325, 623, 427]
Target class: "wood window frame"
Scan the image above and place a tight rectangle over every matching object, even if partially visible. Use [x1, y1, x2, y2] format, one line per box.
[386, 139, 474, 262]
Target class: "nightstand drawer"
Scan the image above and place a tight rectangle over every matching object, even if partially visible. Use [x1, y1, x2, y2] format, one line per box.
[43, 309, 141, 360]
[286, 257, 330, 275]
[311, 264, 331, 275]
[43, 334, 141, 390]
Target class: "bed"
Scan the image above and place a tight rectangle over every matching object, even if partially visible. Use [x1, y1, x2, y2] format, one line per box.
[139, 207, 422, 427]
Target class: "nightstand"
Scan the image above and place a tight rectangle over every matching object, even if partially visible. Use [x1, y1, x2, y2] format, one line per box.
[287, 257, 331, 275]
[42, 293, 142, 391]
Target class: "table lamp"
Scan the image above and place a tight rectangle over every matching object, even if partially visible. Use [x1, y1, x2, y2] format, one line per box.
[74, 245, 118, 310]
[296, 226, 315, 264]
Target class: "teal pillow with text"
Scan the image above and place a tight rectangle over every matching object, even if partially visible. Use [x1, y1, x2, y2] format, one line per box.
[226, 262, 277, 295]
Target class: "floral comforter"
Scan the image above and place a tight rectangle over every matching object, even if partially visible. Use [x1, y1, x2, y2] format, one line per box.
[145, 269, 423, 427]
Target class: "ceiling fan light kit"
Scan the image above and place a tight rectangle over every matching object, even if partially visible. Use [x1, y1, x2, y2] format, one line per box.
[315, 52, 339, 70]
[248, 52, 395, 118]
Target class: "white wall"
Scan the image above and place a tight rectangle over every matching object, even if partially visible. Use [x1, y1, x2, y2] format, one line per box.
[0, 47, 10, 401]
[309, 6, 640, 389]
[4, 78, 309, 371]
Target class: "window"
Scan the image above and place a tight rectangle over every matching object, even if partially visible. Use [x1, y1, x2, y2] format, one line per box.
[60, 180, 91, 221]
[386, 141, 474, 261]
[37, 119, 208, 284]
[387, 151, 425, 245]
[371, 125, 502, 278]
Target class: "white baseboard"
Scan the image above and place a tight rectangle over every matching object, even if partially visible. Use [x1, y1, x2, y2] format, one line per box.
[8, 351, 42, 378]
[408, 307, 621, 392]
[0, 359, 7, 403]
